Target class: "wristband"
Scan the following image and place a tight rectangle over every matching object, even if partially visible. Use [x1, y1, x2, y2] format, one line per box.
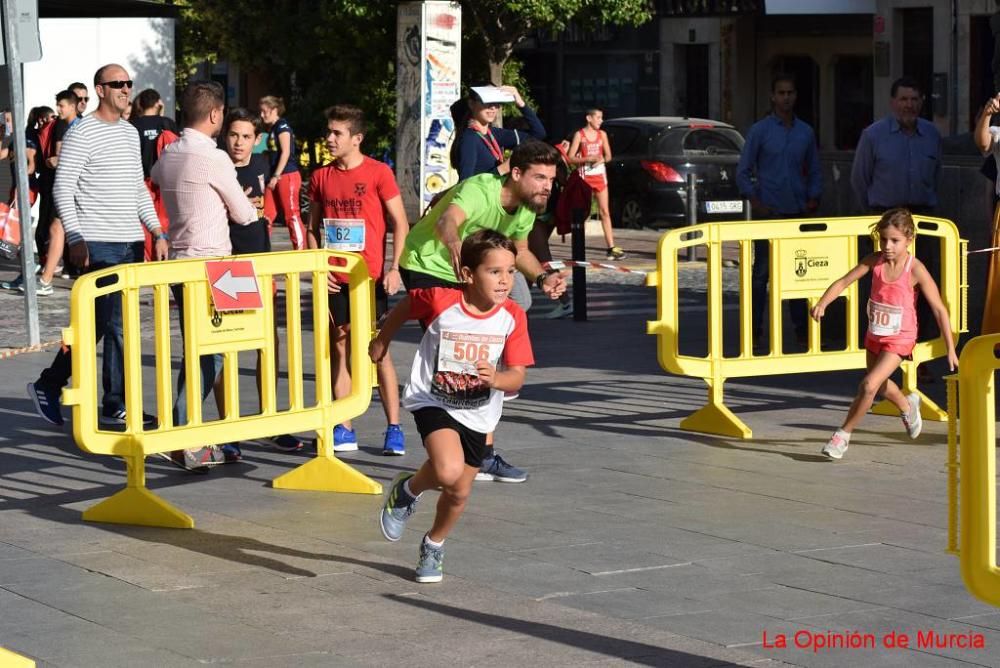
[155, 232, 169, 242]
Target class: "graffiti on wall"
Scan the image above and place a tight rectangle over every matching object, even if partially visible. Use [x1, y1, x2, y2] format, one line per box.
[396, 3, 423, 220]
[396, 2, 461, 220]
[421, 3, 461, 211]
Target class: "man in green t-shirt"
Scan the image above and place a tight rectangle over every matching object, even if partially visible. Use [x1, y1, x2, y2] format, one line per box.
[399, 140, 567, 484]
[400, 140, 566, 300]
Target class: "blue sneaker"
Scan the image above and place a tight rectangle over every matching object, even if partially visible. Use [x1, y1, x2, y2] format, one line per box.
[27, 381, 63, 426]
[415, 539, 444, 583]
[475, 452, 528, 483]
[379, 472, 419, 542]
[382, 424, 405, 456]
[333, 424, 358, 452]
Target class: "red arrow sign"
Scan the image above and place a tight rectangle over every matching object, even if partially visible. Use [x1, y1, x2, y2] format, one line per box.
[205, 260, 263, 311]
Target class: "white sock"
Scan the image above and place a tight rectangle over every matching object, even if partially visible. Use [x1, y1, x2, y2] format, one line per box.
[403, 479, 420, 499]
[835, 429, 851, 442]
[423, 534, 444, 549]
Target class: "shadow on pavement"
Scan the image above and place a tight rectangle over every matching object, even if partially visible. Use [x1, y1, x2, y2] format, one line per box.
[383, 594, 718, 667]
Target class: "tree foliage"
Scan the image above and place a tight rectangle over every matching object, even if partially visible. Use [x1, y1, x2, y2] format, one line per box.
[176, 0, 398, 153]
[171, 0, 653, 152]
[461, 0, 654, 82]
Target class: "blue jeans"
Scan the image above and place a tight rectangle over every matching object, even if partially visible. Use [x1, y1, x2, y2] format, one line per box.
[171, 284, 224, 426]
[37, 241, 143, 415]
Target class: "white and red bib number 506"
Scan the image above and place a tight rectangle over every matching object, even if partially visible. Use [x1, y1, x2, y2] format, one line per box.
[438, 331, 505, 374]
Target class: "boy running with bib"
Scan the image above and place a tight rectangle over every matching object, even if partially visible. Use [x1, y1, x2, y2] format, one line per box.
[371, 230, 534, 582]
[811, 208, 958, 460]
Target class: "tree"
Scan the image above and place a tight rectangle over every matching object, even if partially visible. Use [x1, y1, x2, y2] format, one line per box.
[461, 0, 654, 85]
[174, 1, 399, 155]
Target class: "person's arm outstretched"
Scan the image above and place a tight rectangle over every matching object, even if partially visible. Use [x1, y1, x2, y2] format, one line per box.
[912, 259, 959, 370]
[369, 295, 412, 364]
[435, 203, 468, 280]
[811, 254, 877, 321]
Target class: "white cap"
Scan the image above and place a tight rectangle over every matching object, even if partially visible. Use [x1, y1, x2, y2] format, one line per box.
[470, 86, 515, 105]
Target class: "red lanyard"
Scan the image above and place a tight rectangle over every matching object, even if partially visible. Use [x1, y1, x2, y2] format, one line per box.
[470, 122, 503, 164]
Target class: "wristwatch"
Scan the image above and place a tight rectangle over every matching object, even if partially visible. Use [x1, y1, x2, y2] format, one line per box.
[154, 232, 170, 241]
[534, 270, 556, 290]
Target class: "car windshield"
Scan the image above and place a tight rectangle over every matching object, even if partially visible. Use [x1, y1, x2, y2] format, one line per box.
[656, 127, 744, 156]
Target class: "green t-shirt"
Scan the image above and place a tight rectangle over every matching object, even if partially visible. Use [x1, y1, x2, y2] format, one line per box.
[401, 173, 536, 282]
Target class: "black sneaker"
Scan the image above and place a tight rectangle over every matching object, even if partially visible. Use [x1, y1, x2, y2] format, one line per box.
[268, 434, 305, 452]
[99, 408, 158, 431]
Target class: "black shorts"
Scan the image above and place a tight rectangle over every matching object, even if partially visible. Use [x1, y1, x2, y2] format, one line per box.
[412, 407, 487, 468]
[328, 282, 388, 325]
[400, 267, 461, 291]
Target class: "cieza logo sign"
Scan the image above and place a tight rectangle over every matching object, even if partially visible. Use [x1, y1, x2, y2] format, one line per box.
[794, 249, 829, 278]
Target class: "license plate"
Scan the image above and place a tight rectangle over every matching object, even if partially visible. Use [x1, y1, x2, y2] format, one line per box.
[705, 200, 743, 214]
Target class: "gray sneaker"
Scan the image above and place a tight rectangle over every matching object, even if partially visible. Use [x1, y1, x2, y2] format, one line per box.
[379, 472, 419, 542]
[902, 393, 922, 439]
[415, 540, 444, 583]
[476, 452, 528, 483]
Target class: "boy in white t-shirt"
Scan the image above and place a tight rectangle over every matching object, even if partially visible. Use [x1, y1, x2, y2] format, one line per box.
[369, 230, 534, 583]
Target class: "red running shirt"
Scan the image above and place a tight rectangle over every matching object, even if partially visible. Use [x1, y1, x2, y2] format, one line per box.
[308, 156, 400, 283]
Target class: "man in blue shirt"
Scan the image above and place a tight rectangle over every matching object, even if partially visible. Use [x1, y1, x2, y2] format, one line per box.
[851, 77, 940, 213]
[737, 74, 822, 347]
[851, 77, 941, 374]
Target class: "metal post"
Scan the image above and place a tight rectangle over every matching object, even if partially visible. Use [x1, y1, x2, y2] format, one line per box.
[685, 173, 698, 261]
[2, 0, 39, 346]
[571, 206, 587, 321]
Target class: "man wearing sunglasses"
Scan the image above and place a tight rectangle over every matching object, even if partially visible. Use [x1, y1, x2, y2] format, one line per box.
[68, 82, 89, 116]
[27, 64, 168, 430]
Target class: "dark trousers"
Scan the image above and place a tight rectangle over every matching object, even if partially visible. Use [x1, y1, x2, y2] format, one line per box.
[171, 284, 223, 426]
[36, 240, 144, 415]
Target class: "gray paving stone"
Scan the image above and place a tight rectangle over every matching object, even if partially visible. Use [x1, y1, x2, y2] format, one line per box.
[2, 249, 997, 667]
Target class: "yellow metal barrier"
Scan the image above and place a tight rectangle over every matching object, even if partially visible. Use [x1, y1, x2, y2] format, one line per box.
[60, 250, 381, 529]
[646, 216, 966, 439]
[0, 647, 35, 667]
[951, 334, 1000, 607]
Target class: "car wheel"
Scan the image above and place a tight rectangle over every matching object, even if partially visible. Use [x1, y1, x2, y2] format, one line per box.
[619, 197, 644, 229]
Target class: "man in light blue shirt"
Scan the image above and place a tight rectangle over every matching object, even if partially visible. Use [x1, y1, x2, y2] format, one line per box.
[737, 74, 822, 347]
[851, 77, 940, 212]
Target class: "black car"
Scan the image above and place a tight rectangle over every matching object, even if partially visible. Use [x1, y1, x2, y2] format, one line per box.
[602, 117, 746, 228]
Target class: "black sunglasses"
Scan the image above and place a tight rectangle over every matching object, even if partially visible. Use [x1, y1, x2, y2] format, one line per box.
[99, 80, 133, 90]
[78, 96, 89, 103]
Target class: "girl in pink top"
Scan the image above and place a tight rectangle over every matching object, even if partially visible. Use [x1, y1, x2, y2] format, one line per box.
[811, 208, 958, 460]
[567, 108, 625, 261]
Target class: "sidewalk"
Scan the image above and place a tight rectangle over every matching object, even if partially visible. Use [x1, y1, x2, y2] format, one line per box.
[1, 227, 996, 667]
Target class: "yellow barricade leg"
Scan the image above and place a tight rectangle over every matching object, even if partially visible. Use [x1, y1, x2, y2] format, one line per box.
[82, 455, 194, 529]
[945, 373, 959, 556]
[272, 428, 382, 494]
[680, 379, 752, 439]
[0, 646, 36, 667]
[871, 362, 947, 421]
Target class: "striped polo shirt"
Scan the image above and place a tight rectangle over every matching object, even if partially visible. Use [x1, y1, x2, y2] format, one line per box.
[53, 114, 160, 245]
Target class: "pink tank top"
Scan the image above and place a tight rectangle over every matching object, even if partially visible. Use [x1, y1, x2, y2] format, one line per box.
[866, 254, 917, 344]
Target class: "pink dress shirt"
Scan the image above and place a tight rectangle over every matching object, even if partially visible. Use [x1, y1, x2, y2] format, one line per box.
[151, 127, 256, 259]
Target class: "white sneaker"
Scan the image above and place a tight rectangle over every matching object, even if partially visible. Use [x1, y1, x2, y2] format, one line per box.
[822, 431, 849, 460]
[902, 393, 922, 439]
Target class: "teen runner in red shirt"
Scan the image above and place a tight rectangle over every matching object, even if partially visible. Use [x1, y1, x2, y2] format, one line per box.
[307, 104, 410, 455]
